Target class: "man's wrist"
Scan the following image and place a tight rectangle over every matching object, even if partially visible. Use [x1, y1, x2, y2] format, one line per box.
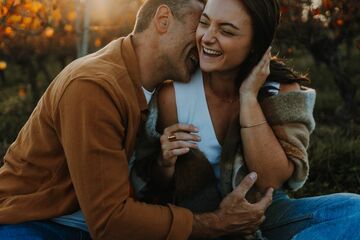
[191, 212, 223, 238]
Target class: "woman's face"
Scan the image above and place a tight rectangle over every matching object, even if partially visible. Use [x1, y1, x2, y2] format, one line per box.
[196, 0, 253, 74]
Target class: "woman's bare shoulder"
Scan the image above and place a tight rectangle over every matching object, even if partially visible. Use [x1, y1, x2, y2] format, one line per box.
[157, 81, 178, 130]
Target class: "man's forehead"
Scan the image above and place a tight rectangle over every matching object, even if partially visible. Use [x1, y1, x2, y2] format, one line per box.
[190, 0, 206, 11]
[197, 0, 207, 5]
[185, 1, 204, 24]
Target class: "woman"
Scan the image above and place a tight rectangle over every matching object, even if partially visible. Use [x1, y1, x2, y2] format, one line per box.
[132, 0, 360, 239]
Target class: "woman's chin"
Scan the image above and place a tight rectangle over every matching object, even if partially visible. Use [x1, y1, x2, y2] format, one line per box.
[199, 62, 218, 73]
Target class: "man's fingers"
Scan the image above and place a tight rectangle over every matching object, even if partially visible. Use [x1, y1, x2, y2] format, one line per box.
[232, 172, 257, 197]
[259, 215, 266, 224]
[164, 123, 199, 135]
[255, 187, 273, 210]
[243, 233, 256, 240]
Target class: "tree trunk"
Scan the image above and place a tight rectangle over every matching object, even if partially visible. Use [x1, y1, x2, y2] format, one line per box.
[37, 57, 52, 83]
[309, 38, 357, 115]
[327, 60, 357, 112]
[26, 62, 40, 106]
[0, 71, 5, 86]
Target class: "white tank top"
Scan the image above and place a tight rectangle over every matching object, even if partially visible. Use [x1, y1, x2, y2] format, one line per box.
[174, 70, 281, 181]
[174, 69, 222, 179]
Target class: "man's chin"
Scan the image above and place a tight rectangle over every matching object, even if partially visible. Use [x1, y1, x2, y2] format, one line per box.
[181, 73, 193, 83]
[171, 72, 191, 83]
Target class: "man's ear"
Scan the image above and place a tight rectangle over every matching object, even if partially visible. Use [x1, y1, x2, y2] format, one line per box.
[154, 5, 172, 33]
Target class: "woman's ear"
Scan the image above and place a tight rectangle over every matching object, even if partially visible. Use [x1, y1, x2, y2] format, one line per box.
[154, 5, 172, 33]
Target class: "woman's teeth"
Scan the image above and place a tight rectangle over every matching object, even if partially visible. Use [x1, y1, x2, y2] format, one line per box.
[203, 47, 222, 56]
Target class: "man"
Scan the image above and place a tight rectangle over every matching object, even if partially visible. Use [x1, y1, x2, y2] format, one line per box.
[0, 0, 272, 239]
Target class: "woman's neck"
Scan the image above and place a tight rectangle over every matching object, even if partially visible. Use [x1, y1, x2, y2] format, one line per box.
[203, 71, 239, 101]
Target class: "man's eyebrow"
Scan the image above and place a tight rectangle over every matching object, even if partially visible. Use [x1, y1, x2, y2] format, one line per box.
[202, 13, 240, 30]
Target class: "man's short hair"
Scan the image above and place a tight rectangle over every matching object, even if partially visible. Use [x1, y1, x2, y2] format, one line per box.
[134, 0, 204, 33]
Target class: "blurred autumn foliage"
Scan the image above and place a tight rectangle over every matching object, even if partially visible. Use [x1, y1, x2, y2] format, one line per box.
[0, 0, 359, 195]
[0, 0, 144, 103]
[277, 0, 360, 114]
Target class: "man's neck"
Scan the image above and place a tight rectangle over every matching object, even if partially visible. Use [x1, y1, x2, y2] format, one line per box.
[132, 32, 162, 92]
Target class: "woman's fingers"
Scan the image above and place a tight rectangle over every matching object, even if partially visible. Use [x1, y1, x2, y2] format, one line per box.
[160, 132, 200, 145]
[162, 148, 190, 161]
[162, 140, 199, 152]
[159, 123, 201, 166]
[257, 47, 272, 73]
[172, 132, 201, 142]
[163, 123, 199, 135]
[252, 46, 271, 72]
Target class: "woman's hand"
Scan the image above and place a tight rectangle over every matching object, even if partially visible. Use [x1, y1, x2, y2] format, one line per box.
[239, 47, 272, 98]
[159, 123, 201, 168]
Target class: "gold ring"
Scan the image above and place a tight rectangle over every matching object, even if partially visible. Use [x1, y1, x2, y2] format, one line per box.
[167, 134, 176, 142]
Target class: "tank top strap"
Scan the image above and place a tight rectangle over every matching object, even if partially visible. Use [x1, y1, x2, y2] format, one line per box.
[173, 69, 203, 124]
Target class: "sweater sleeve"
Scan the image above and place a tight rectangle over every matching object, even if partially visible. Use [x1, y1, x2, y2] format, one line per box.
[260, 88, 316, 191]
[56, 79, 193, 240]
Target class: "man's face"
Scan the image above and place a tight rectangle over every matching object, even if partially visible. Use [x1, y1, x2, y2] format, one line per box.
[160, 1, 204, 83]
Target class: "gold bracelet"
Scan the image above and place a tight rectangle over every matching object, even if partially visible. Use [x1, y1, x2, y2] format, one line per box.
[241, 120, 267, 129]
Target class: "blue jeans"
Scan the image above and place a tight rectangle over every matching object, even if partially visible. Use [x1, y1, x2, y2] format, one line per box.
[0, 220, 91, 240]
[1, 193, 360, 240]
[261, 191, 360, 240]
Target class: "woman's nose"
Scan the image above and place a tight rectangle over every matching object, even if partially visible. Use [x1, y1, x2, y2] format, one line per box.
[202, 28, 216, 44]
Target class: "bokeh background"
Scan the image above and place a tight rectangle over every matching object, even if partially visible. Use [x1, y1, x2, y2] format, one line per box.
[0, 0, 359, 197]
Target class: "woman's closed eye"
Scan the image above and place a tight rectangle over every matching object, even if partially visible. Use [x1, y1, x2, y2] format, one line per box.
[199, 20, 210, 26]
[221, 28, 235, 36]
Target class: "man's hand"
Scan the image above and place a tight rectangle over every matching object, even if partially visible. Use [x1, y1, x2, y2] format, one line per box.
[191, 172, 273, 238]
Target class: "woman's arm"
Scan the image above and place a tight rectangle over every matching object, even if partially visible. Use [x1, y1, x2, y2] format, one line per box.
[240, 83, 298, 192]
[152, 81, 200, 188]
[238, 48, 296, 192]
[152, 81, 178, 187]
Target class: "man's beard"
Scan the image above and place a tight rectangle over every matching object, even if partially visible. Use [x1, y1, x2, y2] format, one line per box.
[160, 54, 189, 83]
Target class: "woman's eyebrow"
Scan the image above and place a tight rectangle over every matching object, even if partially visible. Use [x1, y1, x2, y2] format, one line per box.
[202, 13, 210, 19]
[201, 13, 240, 30]
[220, 23, 239, 30]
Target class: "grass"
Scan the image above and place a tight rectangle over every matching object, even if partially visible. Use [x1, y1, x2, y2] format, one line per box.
[288, 46, 360, 196]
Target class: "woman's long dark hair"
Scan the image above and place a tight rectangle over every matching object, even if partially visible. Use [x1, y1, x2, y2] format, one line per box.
[236, 0, 309, 87]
